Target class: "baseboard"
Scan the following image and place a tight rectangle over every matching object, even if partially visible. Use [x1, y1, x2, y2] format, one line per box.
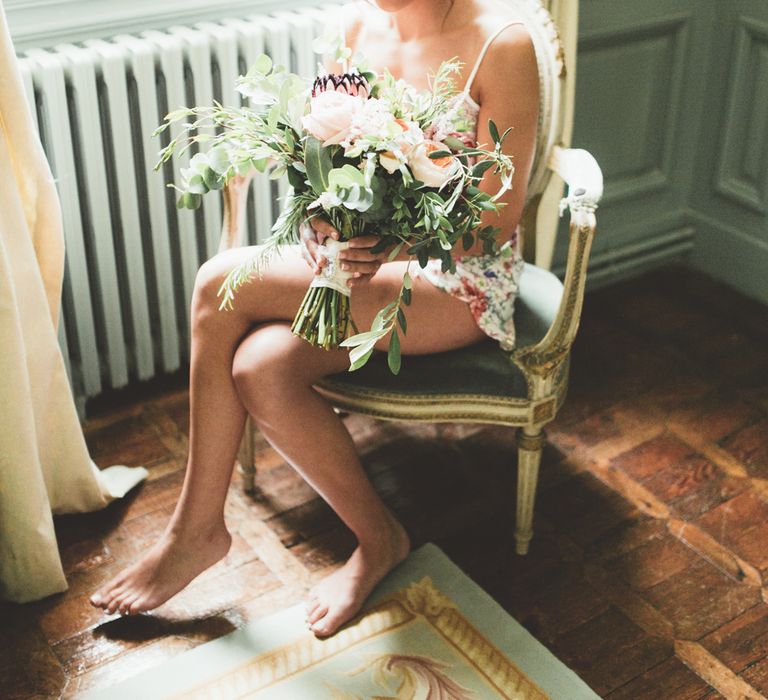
[687, 210, 768, 307]
[552, 225, 695, 290]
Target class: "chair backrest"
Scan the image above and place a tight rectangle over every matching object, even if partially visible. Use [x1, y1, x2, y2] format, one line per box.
[510, 0, 578, 270]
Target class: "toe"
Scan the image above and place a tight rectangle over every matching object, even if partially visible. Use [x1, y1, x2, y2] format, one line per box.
[314, 597, 360, 637]
[311, 619, 332, 637]
[91, 586, 116, 608]
[106, 589, 129, 615]
[131, 592, 160, 615]
[307, 605, 328, 626]
[128, 598, 146, 616]
[96, 581, 127, 610]
[118, 595, 138, 616]
[313, 611, 346, 637]
[92, 572, 129, 606]
[103, 583, 127, 603]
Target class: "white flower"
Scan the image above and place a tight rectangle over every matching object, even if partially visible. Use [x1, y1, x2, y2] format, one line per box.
[342, 98, 401, 151]
[379, 151, 401, 174]
[392, 118, 424, 154]
[308, 191, 342, 210]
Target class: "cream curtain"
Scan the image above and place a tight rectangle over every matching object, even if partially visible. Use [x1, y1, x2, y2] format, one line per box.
[0, 1, 147, 603]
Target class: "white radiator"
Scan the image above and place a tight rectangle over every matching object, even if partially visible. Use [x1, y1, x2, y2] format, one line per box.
[18, 6, 332, 409]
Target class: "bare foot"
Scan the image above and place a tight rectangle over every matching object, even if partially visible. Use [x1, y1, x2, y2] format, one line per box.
[89, 523, 232, 615]
[303, 512, 410, 637]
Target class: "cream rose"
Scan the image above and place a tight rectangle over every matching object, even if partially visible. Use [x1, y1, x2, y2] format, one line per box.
[302, 91, 362, 145]
[393, 118, 423, 156]
[379, 151, 401, 174]
[407, 140, 460, 187]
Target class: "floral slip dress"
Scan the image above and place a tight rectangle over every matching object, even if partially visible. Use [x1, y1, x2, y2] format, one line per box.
[414, 20, 528, 352]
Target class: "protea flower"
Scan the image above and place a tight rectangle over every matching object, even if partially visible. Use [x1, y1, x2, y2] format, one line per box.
[311, 70, 370, 98]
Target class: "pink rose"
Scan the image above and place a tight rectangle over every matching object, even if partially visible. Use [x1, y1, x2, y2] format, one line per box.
[408, 140, 460, 187]
[302, 91, 362, 146]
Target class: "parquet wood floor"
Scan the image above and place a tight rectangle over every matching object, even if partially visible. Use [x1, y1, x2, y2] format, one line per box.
[2, 264, 768, 699]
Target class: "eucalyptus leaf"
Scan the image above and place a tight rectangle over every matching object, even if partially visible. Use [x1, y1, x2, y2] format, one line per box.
[349, 339, 377, 370]
[304, 136, 333, 193]
[472, 159, 496, 178]
[387, 242, 404, 261]
[488, 119, 500, 144]
[252, 54, 273, 76]
[397, 308, 407, 334]
[349, 346, 375, 371]
[387, 330, 401, 374]
[340, 329, 387, 347]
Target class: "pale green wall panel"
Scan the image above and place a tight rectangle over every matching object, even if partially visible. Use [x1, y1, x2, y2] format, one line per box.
[553, 0, 716, 291]
[689, 0, 768, 304]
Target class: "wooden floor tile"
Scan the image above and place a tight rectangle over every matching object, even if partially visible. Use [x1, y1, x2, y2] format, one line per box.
[694, 492, 768, 575]
[551, 606, 673, 696]
[643, 558, 761, 640]
[605, 656, 714, 700]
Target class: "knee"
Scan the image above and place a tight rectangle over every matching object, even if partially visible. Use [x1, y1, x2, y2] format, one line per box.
[192, 253, 236, 328]
[232, 326, 306, 412]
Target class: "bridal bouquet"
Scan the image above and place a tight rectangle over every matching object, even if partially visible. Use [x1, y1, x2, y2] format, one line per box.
[155, 37, 514, 373]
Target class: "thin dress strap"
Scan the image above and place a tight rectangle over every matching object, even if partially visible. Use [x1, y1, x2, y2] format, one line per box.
[462, 20, 527, 98]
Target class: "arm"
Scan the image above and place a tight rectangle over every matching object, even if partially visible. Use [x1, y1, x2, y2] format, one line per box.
[337, 25, 540, 274]
[463, 23, 540, 257]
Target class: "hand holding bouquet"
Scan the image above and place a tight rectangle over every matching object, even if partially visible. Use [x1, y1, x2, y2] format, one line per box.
[155, 37, 515, 373]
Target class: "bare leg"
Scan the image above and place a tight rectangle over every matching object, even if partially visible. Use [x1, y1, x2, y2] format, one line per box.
[90, 245, 485, 618]
[89, 246, 313, 614]
[231, 323, 411, 637]
[228, 257, 486, 636]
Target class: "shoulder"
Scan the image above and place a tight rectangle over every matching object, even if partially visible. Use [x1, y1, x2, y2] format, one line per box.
[475, 12, 539, 107]
[481, 16, 537, 76]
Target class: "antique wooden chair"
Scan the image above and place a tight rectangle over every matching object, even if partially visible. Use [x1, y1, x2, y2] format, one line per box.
[219, 0, 603, 554]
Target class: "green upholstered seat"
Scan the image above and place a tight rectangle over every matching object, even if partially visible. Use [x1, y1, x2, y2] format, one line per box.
[318, 263, 564, 399]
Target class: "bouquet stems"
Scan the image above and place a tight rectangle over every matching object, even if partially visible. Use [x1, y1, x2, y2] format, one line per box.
[291, 238, 355, 350]
[291, 286, 353, 349]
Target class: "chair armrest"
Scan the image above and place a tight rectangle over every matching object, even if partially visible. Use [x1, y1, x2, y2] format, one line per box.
[219, 172, 255, 252]
[550, 145, 603, 212]
[513, 145, 603, 378]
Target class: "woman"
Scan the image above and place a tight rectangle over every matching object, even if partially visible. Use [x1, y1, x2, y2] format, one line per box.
[90, 0, 539, 638]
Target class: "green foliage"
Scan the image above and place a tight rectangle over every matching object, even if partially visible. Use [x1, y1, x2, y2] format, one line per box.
[340, 268, 413, 376]
[304, 136, 333, 192]
[156, 47, 516, 373]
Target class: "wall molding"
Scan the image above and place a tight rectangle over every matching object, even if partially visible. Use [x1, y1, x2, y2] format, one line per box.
[688, 209, 768, 306]
[578, 13, 691, 208]
[713, 15, 768, 215]
[553, 223, 695, 290]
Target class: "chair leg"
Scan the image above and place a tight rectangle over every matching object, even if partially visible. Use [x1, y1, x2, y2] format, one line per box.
[238, 416, 257, 494]
[515, 425, 546, 555]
